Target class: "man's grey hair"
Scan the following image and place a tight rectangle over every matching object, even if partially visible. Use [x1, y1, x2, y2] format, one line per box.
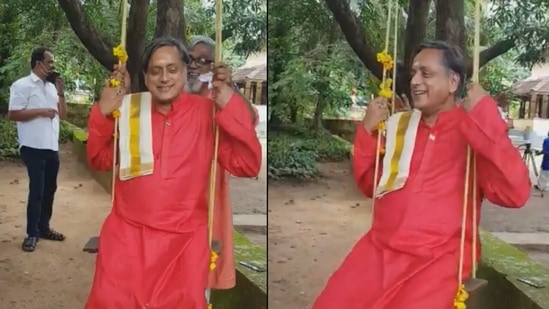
[189, 35, 215, 57]
[142, 36, 190, 72]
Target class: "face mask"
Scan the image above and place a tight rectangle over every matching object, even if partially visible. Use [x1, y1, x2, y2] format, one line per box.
[198, 72, 213, 89]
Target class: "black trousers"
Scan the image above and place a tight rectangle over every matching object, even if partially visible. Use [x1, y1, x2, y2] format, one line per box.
[19, 146, 59, 237]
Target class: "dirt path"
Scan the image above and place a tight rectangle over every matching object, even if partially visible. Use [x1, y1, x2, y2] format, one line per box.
[268, 160, 549, 309]
[268, 162, 371, 309]
[0, 144, 266, 309]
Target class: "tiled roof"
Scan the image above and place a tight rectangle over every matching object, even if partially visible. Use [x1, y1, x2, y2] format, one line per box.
[232, 63, 266, 82]
[511, 77, 549, 95]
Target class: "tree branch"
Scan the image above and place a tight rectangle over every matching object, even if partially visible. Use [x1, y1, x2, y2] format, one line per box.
[464, 38, 516, 77]
[57, 0, 117, 69]
[324, 0, 383, 80]
[479, 38, 516, 67]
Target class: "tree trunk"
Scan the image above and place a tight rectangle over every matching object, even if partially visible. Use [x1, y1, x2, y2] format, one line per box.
[435, 0, 466, 52]
[312, 96, 325, 131]
[404, 0, 431, 67]
[127, 0, 151, 92]
[290, 104, 298, 124]
[155, 0, 185, 40]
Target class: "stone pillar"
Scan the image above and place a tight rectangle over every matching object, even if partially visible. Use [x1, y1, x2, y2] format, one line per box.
[255, 81, 263, 105]
[529, 94, 537, 118]
[244, 80, 252, 101]
[539, 94, 549, 119]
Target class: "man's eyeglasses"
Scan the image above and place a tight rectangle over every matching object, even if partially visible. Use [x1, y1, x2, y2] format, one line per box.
[189, 55, 214, 67]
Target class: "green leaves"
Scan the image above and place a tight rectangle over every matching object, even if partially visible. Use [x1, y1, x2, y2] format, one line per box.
[267, 129, 350, 180]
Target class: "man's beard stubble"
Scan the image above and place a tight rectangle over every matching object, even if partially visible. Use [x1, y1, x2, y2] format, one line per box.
[184, 78, 204, 93]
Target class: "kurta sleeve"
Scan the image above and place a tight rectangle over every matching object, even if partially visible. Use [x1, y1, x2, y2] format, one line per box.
[215, 93, 262, 177]
[460, 96, 531, 208]
[87, 104, 116, 171]
[353, 125, 384, 198]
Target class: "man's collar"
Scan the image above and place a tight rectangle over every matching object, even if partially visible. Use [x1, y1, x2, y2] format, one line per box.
[30, 72, 42, 83]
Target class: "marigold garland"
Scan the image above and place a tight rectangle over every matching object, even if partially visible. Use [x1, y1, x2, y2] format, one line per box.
[376, 50, 394, 155]
[376, 50, 394, 71]
[209, 251, 219, 271]
[109, 44, 127, 119]
[453, 284, 468, 309]
[113, 44, 129, 62]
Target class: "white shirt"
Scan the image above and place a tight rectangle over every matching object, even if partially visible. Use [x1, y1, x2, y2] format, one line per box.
[8, 72, 59, 151]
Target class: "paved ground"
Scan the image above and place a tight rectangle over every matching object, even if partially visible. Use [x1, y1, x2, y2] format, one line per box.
[0, 140, 266, 309]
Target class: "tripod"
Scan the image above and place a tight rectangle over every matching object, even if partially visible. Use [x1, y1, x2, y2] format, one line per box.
[518, 143, 544, 197]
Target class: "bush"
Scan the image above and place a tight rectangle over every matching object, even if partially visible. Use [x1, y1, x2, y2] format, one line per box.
[0, 117, 75, 159]
[268, 135, 319, 179]
[66, 103, 91, 129]
[268, 128, 351, 180]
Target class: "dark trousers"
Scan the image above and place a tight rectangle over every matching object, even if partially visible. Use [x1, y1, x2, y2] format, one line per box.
[19, 146, 59, 237]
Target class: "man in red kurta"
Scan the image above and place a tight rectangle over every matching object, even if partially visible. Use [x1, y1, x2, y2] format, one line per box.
[312, 41, 531, 308]
[85, 37, 261, 308]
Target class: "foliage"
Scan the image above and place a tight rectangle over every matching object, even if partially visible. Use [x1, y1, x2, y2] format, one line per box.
[479, 51, 529, 100]
[270, 0, 546, 131]
[0, 117, 74, 159]
[0, 0, 266, 107]
[268, 127, 350, 180]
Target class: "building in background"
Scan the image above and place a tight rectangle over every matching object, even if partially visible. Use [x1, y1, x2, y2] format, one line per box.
[232, 49, 266, 137]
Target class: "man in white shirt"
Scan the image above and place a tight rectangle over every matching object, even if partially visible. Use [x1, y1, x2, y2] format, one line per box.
[8, 47, 68, 252]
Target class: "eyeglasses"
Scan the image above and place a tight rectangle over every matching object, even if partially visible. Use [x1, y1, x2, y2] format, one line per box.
[189, 55, 213, 67]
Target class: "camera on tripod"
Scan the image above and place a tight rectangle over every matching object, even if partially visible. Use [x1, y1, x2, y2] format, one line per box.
[520, 143, 542, 156]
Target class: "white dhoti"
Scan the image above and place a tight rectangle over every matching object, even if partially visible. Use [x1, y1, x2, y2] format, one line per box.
[538, 170, 549, 190]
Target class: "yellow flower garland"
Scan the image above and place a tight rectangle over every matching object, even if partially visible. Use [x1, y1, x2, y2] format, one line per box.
[375, 50, 394, 154]
[453, 284, 469, 309]
[209, 251, 219, 271]
[113, 44, 129, 62]
[208, 251, 219, 308]
[377, 50, 394, 99]
[109, 44, 128, 119]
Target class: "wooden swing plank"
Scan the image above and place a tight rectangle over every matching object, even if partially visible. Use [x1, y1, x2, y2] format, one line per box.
[83, 236, 99, 253]
[82, 237, 223, 254]
[464, 278, 488, 308]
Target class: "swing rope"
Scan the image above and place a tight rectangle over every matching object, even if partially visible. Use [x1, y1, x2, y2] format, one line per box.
[372, 0, 398, 213]
[455, 0, 481, 307]
[109, 0, 129, 202]
[206, 1, 223, 308]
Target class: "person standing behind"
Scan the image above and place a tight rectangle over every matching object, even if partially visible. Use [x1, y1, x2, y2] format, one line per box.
[186, 35, 259, 294]
[8, 47, 67, 252]
[535, 131, 549, 191]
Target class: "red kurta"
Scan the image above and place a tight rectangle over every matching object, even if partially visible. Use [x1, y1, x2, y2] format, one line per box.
[84, 92, 261, 309]
[312, 96, 531, 309]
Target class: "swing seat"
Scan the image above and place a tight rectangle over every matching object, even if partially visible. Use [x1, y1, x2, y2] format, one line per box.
[82, 236, 223, 254]
[464, 278, 488, 308]
[83, 236, 99, 253]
